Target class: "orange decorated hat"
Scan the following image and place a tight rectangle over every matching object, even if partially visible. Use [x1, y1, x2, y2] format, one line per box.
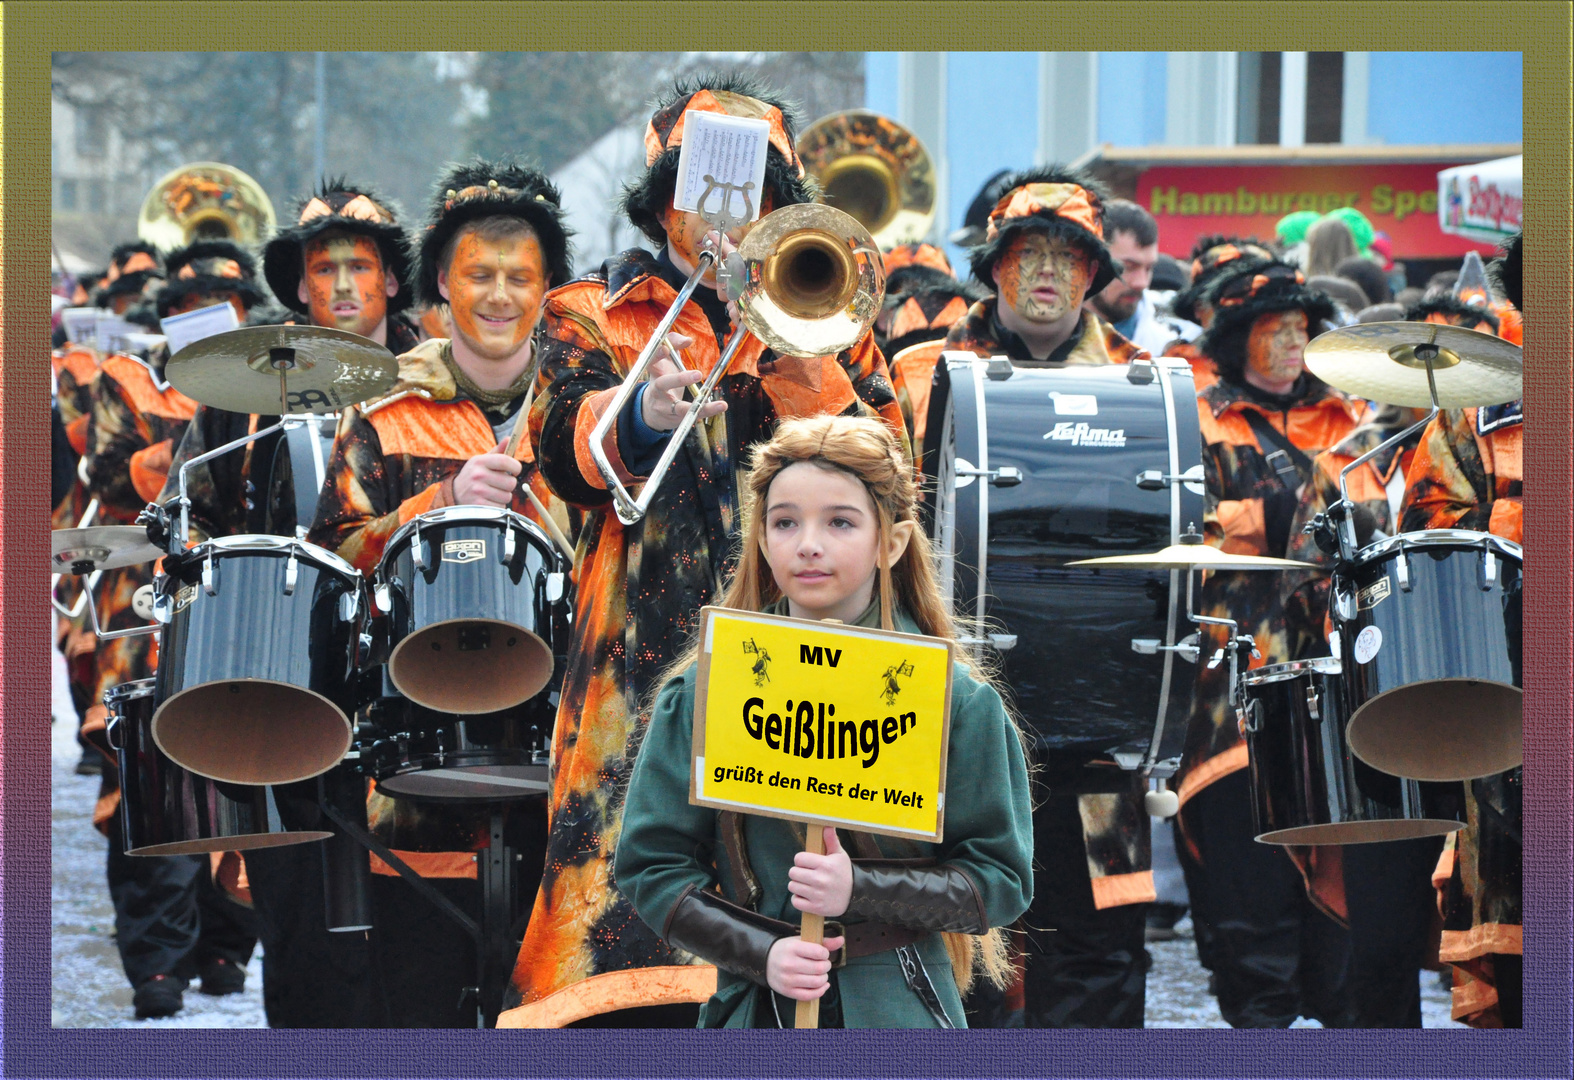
[965, 165, 1120, 295]
[154, 240, 265, 319]
[264, 178, 415, 316]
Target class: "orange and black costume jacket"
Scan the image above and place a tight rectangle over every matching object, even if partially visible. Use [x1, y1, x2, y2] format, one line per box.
[499, 249, 906, 1025]
[307, 337, 573, 879]
[81, 352, 199, 829]
[898, 295, 1155, 910]
[52, 344, 103, 673]
[1402, 402, 1523, 1025]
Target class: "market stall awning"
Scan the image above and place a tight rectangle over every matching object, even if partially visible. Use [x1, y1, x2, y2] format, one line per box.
[1437, 155, 1522, 244]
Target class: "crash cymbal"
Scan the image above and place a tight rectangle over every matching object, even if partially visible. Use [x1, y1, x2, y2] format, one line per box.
[52, 527, 162, 574]
[166, 325, 398, 415]
[1067, 544, 1317, 571]
[1304, 321, 1521, 408]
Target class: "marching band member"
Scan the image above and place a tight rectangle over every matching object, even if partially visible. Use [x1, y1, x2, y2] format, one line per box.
[1400, 233, 1523, 1028]
[617, 415, 1033, 1028]
[304, 159, 575, 1026]
[498, 76, 906, 1028]
[1176, 263, 1364, 1028]
[880, 251, 987, 462]
[1163, 235, 1276, 385]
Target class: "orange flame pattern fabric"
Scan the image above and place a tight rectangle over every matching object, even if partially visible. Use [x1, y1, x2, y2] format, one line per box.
[985, 183, 1102, 242]
[643, 89, 802, 176]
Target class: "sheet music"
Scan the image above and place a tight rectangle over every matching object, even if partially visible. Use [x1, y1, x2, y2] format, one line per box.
[673, 112, 771, 224]
[160, 300, 240, 358]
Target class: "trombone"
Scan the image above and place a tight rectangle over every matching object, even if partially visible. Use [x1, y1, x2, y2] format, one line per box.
[588, 203, 885, 525]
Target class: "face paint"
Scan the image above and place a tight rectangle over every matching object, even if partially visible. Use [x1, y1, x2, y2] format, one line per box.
[301, 235, 388, 337]
[440, 229, 546, 363]
[662, 191, 775, 283]
[995, 233, 1094, 325]
[1246, 309, 1309, 387]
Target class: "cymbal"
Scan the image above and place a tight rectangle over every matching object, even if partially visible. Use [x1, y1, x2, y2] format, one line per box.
[166, 325, 398, 415]
[52, 527, 163, 573]
[1067, 544, 1317, 571]
[1304, 321, 1521, 408]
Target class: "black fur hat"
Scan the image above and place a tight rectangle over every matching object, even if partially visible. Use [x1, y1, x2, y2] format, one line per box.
[93, 270, 164, 309]
[1196, 261, 1337, 380]
[155, 240, 266, 319]
[966, 165, 1120, 295]
[879, 268, 988, 357]
[1168, 234, 1275, 324]
[264, 179, 415, 317]
[621, 73, 818, 249]
[417, 158, 573, 308]
[1405, 294, 1500, 335]
[107, 240, 163, 276]
[1491, 231, 1522, 312]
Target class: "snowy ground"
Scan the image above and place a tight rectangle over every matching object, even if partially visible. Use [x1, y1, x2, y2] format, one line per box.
[48, 640, 1459, 1029]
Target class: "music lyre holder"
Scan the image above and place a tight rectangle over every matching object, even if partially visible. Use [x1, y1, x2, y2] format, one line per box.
[1328, 347, 1444, 564]
[317, 797, 520, 1029]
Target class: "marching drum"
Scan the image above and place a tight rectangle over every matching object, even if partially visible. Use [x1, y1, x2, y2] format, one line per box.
[923, 356, 1205, 762]
[108, 680, 332, 856]
[1240, 659, 1462, 844]
[373, 507, 564, 715]
[1331, 530, 1522, 782]
[152, 536, 361, 786]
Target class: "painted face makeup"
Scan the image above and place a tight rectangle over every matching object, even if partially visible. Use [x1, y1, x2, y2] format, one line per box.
[1246, 309, 1310, 387]
[996, 232, 1094, 325]
[440, 229, 546, 363]
[662, 190, 775, 284]
[301, 235, 388, 337]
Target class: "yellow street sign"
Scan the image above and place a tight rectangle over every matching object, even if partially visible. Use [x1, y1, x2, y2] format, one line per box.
[690, 606, 954, 841]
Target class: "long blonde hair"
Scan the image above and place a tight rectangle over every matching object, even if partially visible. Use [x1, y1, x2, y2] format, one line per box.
[664, 414, 1017, 994]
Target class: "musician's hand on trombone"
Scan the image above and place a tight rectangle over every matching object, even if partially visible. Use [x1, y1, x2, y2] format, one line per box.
[641, 333, 728, 433]
[452, 440, 523, 507]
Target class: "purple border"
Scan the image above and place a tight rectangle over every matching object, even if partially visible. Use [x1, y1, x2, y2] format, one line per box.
[6, 15, 1571, 1080]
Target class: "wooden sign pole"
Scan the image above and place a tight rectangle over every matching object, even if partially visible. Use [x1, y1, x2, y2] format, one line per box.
[793, 826, 826, 1030]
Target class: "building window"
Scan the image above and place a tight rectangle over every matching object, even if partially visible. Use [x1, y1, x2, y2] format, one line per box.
[59, 179, 78, 211]
[76, 108, 108, 160]
[87, 179, 107, 214]
[1304, 53, 1344, 144]
[1236, 53, 1281, 145]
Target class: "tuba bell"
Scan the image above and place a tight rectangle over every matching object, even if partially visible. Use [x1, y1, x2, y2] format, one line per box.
[588, 203, 884, 524]
[137, 161, 277, 250]
[795, 111, 937, 250]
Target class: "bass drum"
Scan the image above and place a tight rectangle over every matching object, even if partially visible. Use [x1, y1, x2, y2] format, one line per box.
[922, 355, 1204, 763]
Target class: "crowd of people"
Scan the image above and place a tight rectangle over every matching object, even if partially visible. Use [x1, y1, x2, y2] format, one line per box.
[51, 72, 1524, 1031]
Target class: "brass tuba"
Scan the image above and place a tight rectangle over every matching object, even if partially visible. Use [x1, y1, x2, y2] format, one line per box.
[588, 203, 884, 524]
[137, 161, 277, 250]
[795, 111, 936, 250]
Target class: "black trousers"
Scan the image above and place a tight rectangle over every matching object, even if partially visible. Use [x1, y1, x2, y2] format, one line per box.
[1181, 771, 1351, 1028]
[968, 783, 1148, 1028]
[1342, 835, 1446, 1028]
[105, 814, 257, 988]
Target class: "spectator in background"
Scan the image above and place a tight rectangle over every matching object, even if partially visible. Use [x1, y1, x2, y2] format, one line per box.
[1335, 255, 1391, 306]
[949, 168, 1017, 249]
[1305, 217, 1358, 278]
[1394, 286, 1425, 310]
[1307, 275, 1368, 324]
[1151, 252, 1189, 295]
[1426, 270, 1460, 296]
[1084, 200, 1200, 355]
[1274, 210, 1320, 268]
[1326, 207, 1376, 259]
[1356, 302, 1405, 324]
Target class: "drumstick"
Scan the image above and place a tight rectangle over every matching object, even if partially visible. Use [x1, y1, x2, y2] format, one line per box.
[523, 483, 576, 563]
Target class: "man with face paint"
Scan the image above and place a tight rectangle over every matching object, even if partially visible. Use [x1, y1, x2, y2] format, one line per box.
[293, 161, 573, 1027]
[496, 76, 907, 1029]
[1175, 263, 1366, 1029]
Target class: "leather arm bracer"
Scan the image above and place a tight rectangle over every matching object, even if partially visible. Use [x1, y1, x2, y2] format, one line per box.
[662, 884, 799, 988]
[845, 860, 988, 934]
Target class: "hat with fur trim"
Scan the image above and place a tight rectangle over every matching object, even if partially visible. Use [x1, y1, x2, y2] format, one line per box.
[155, 240, 266, 319]
[417, 158, 573, 308]
[1195, 261, 1337, 358]
[965, 165, 1120, 295]
[1490, 232, 1522, 312]
[1168, 234, 1276, 324]
[264, 179, 415, 317]
[622, 74, 817, 249]
[1406, 293, 1501, 335]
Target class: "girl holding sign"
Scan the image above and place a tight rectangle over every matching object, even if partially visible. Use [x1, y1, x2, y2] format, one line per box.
[618, 415, 1033, 1028]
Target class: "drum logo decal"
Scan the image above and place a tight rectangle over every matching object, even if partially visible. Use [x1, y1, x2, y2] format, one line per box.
[1358, 579, 1392, 610]
[742, 638, 772, 685]
[1354, 626, 1383, 665]
[1048, 392, 1099, 416]
[441, 539, 487, 564]
[174, 585, 197, 613]
[1044, 421, 1126, 448]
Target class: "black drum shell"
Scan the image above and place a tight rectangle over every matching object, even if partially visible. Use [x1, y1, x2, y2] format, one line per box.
[109, 680, 331, 856]
[923, 358, 1204, 758]
[1334, 532, 1522, 781]
[376, 511, 557, 715]
[1242, 660, 1462, 844]
[152, 540, 360, 783]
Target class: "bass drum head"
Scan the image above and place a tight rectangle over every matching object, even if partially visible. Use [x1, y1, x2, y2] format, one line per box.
[387, 618, 553, 715]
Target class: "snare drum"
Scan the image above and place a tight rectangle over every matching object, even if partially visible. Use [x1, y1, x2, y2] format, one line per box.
[108, 679, 332, 856]
[152, 535, 361, 786]
[1332, 530, 1522, 782]
[373, 507, 562, 715]
[922, 355, 1204, 762]
[1241, 659, 1462, 844]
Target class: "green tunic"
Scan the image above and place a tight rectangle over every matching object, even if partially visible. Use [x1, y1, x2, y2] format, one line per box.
[616, 603, 1034, 1028]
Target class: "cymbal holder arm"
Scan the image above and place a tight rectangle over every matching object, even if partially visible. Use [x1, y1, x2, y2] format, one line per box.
[1334, 352, 1440, 563]
[175, 417, 293, 549]
[82, 569, 162, 641]
[588, 249, 717, 525]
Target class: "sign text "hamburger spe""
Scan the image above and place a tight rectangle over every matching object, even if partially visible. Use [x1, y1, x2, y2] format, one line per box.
[690, 607, 954, 841]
